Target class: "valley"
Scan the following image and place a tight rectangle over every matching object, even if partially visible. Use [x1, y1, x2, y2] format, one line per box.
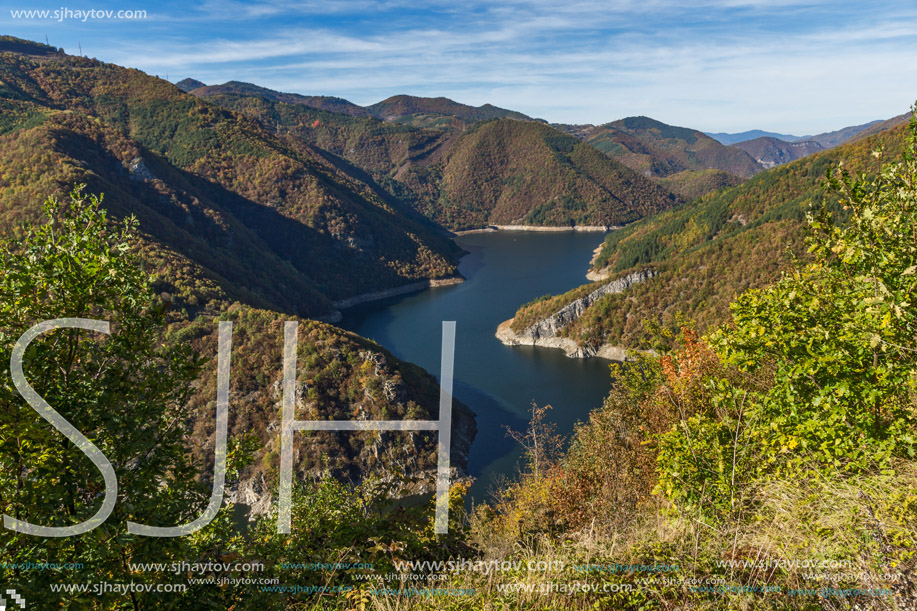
[2, 29, 915, 610]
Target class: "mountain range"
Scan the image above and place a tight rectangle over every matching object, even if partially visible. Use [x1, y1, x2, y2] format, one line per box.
[706, 129, 803, 145]
[1, 33, 909, 509]
[505, 117, 910, 356]
[188, 81, 680, 229]
[182, 78, 900, 205]
[706, 119, 886, 147]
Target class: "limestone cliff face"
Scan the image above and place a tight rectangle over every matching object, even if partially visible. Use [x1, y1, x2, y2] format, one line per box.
[496, 269, 655, 360]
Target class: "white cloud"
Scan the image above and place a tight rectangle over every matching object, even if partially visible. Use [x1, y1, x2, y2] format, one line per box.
[66, 0, 917, 132]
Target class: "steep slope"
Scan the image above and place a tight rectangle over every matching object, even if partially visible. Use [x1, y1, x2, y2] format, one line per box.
[189, 85, 456, 196]
[179, 307, 475, 511]
[655, 169, 744, 201]
[0, 36, 475, 505]
[430, 119, 681, 229]
[194, 87, 681, 231]
[0, 38, 461, 319]
[730, 137, 823, 168]
[504, 118, 911, 355]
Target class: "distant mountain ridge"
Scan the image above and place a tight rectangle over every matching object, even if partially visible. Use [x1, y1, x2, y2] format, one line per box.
[805, 120, 884, 148]
[706, 129, 802, 145]
[848, 113, 911, 143]
[175, 78, 206, 92]
[708, 119, 891, 149]
[708, 118, 904, 169]
[191, 81, 894, 201]
[367, 94, 532, 124]
[190, 81, 371, 117]
[184, 77, 902, 161]
[584, 116, 762, 178]
[184, 81, 531, 126]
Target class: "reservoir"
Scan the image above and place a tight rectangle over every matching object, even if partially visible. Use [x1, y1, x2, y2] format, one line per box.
[341, 230, 615, 501]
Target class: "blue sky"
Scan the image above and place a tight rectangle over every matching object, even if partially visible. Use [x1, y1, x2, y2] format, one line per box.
[2, 0, 917, 133]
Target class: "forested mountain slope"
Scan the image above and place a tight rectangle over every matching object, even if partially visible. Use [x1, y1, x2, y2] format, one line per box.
[584, 116, 763, 179]
[0, 36, 462, 320]
[194, 85, 683, 230]
[507, 118, 910, 352]
[0, 36, 474, 508]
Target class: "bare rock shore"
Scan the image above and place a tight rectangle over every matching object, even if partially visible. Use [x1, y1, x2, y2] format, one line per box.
[495, 269, 655, 361]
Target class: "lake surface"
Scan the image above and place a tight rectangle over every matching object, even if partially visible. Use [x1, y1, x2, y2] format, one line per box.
[341, 231, 615, 501]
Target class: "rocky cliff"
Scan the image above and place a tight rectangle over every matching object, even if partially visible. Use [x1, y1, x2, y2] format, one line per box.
[496, 270, 655, 359]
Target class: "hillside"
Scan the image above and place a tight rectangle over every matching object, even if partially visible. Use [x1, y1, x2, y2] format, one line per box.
[429, 119, 681, 229]
[569, 116, 762, 199]
[655, 168, 744, 201]
[476, 129, 917, 610]
[190, 84, 456, 199]
[730, 136, 823, 168]
[175, 77, 206, 92]
[583, 116, 763, 179]
[0, 37, 462, 320]
[505, 118, 910, 353]
[177, 306, 475, 511]
[194, 86, 681, 230]
[0, 37, 475, 500]
[193, 85, 533, 129]
[190, 80, 371, 117]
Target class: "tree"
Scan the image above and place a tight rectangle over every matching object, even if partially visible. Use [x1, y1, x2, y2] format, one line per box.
[0, 187, 205, 608]
[655, 111, 917, 515]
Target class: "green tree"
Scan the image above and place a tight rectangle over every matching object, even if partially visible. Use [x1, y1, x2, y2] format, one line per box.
[0, 188, 206, 608]
[656, 111, 917, 514]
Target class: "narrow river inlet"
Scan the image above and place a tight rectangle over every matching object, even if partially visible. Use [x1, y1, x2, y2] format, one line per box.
[341, 231, 616, 501]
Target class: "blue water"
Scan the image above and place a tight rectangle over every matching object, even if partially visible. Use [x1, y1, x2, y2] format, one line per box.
[341, 231, 615, 500]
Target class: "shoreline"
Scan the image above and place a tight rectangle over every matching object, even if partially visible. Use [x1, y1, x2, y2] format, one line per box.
[494, 269, 656, 360]
[453, 224, 617, 235]
[586, 244, 610, 280]
[321, 227, 616, 323]
[496, 319, 633, 361]
[320, 276, 466, 322]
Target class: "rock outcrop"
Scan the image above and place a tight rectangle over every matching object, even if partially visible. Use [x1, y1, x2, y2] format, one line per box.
[496, 269, 655, 360]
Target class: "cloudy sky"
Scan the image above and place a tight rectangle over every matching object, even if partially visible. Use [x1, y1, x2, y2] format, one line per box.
[3, 0, 916, 133]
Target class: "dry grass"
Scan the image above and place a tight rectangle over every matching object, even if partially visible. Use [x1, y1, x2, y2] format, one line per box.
[337, 463, 917, 611]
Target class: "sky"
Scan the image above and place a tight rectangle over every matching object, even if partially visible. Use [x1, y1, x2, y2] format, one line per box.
[2, 0, 917, 133]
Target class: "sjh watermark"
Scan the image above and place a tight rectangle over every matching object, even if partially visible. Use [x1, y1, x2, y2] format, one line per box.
[5, 319, 458, 537]
[9, 8, 147, 22]
[0, 588, 26, 610]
